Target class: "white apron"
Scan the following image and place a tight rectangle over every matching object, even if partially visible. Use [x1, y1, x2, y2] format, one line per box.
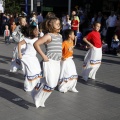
[58, 57, 78, 93]
[81, 47, 102, 81]
[21, 55, 42, 91]
[31, 59, 60, 108]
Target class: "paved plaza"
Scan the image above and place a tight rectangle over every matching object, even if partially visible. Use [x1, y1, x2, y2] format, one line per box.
[0, 36, 120, 120]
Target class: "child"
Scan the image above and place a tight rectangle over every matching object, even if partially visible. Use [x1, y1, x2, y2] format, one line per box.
[71, 15, 79, 36]
[11, 21, 17, 33]
[4, 25, 10, 44]
[18, 23, 42, 92]
[32, 17, 62, 108]
[111, 34, 120, 55]
[81, 22, 102, 81]
[62, 14, 71, 40]
[10, 17, 27, 72]
[11, 21, 17, 42]
[58, 29, 78, 93]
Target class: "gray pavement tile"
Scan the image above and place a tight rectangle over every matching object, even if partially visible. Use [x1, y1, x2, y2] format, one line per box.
[1, 37, 120, 120]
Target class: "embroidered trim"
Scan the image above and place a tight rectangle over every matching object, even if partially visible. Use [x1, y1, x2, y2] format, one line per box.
[59, 75, 78, 84]
[35, 83, 42, 90]
[35, 83, 54, 92]
[43, 85, 54, 92]
[24, 72, 43, 81]
[90, 60, 101, 64]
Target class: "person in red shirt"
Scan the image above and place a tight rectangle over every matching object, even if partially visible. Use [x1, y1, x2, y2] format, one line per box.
[58, 29, 78, 93]
[71, 15, 79, 36]
[81, 22, 102, 81]
[4, 25, 10, 44]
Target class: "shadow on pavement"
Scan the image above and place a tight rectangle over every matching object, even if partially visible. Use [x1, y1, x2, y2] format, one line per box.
[0, 55, 12, 64]
[0, 87, 35, 109]
[0, 68, 23, 80]
[78, 76, 120, 94]
[0, 76, 23, 89]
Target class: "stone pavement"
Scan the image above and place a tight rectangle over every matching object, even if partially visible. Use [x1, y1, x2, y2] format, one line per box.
[0, 36, 120, 120]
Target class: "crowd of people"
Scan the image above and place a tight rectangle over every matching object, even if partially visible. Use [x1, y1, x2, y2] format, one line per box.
[0, 9, 120, 108]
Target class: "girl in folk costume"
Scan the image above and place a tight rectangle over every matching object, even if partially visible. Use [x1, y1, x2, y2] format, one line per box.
[18, 22, 42, 92]
[81, 22, 102, 81]
[32, 17, 62, 108]
[10, 17, 27, 72]
[58, 29, 78, 93]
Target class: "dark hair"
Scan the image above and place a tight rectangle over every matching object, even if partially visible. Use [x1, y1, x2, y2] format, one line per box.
[64, 29, 74, 40]
[21, 24, 37, 39]
[93, 21, 101, 26]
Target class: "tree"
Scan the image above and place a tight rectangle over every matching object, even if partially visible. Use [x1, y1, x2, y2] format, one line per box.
[3, 0, 22, 14]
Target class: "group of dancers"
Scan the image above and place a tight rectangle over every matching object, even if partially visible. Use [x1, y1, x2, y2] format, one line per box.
[9, 13, 102, 108]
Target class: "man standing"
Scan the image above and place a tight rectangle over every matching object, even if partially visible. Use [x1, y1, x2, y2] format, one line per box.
[37, 13, 43, 26]
[106, 11, 117, 49]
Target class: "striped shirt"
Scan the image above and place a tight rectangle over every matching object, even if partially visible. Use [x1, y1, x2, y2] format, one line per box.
[45, 33, 62, 61]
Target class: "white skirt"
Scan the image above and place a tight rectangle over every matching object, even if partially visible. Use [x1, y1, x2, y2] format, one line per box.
[10, 44, 26, 72]
[21, 55, 42, 91]
[31, 59, 60, 108]
[58, 57, 78, 93]
[81, 47, 102, 81]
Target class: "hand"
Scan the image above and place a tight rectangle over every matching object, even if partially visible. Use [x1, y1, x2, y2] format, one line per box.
[19, 54, 22, 59]
[62, 58, 66, 61]
[43, 55, 49, 62]
[89, 44, 94, 48]
[90, 45, 94, 48]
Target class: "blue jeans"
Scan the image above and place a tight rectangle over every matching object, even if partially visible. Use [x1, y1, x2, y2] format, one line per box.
[5, 36, 10, 44]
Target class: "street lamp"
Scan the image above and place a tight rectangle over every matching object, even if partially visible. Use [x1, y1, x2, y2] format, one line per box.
[31, 0, 33, 12]
[68, 0, 71, 16]
[25, 0, 28, 14]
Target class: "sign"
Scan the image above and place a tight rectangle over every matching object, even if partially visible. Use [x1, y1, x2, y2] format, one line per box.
[43, 6, 53, 11]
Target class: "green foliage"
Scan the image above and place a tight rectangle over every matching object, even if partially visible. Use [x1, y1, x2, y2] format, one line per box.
[3, 0, 22, 14]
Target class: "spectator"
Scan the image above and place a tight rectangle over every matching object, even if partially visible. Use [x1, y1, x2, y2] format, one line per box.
[111, 34, 120, 55]
[62, 14, 71, 40]
[11, 22, 17, 33]
[71, 10, 80, 32]
[37, 13, 43, 26]
[115, 14, 120, 39]
[4, 25, 10, 44]
[106, 11, 117, 49]
[71, 15, 79, 36]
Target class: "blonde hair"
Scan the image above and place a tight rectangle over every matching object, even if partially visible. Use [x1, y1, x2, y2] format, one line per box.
[45, 17, 61, 33]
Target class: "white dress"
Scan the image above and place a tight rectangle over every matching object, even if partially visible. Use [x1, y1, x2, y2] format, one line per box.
[58, 57, 78, 93]
[21, 37, 42, 91]
[81, 47, 102, 81]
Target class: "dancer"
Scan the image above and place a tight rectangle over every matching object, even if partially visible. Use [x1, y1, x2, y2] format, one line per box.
[18, 22, 42, 92]
[32, 17, 62, 108]
[58, 29, 78, 93]
[81, 22, 102, 81]
[10, 17, 27, 72]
